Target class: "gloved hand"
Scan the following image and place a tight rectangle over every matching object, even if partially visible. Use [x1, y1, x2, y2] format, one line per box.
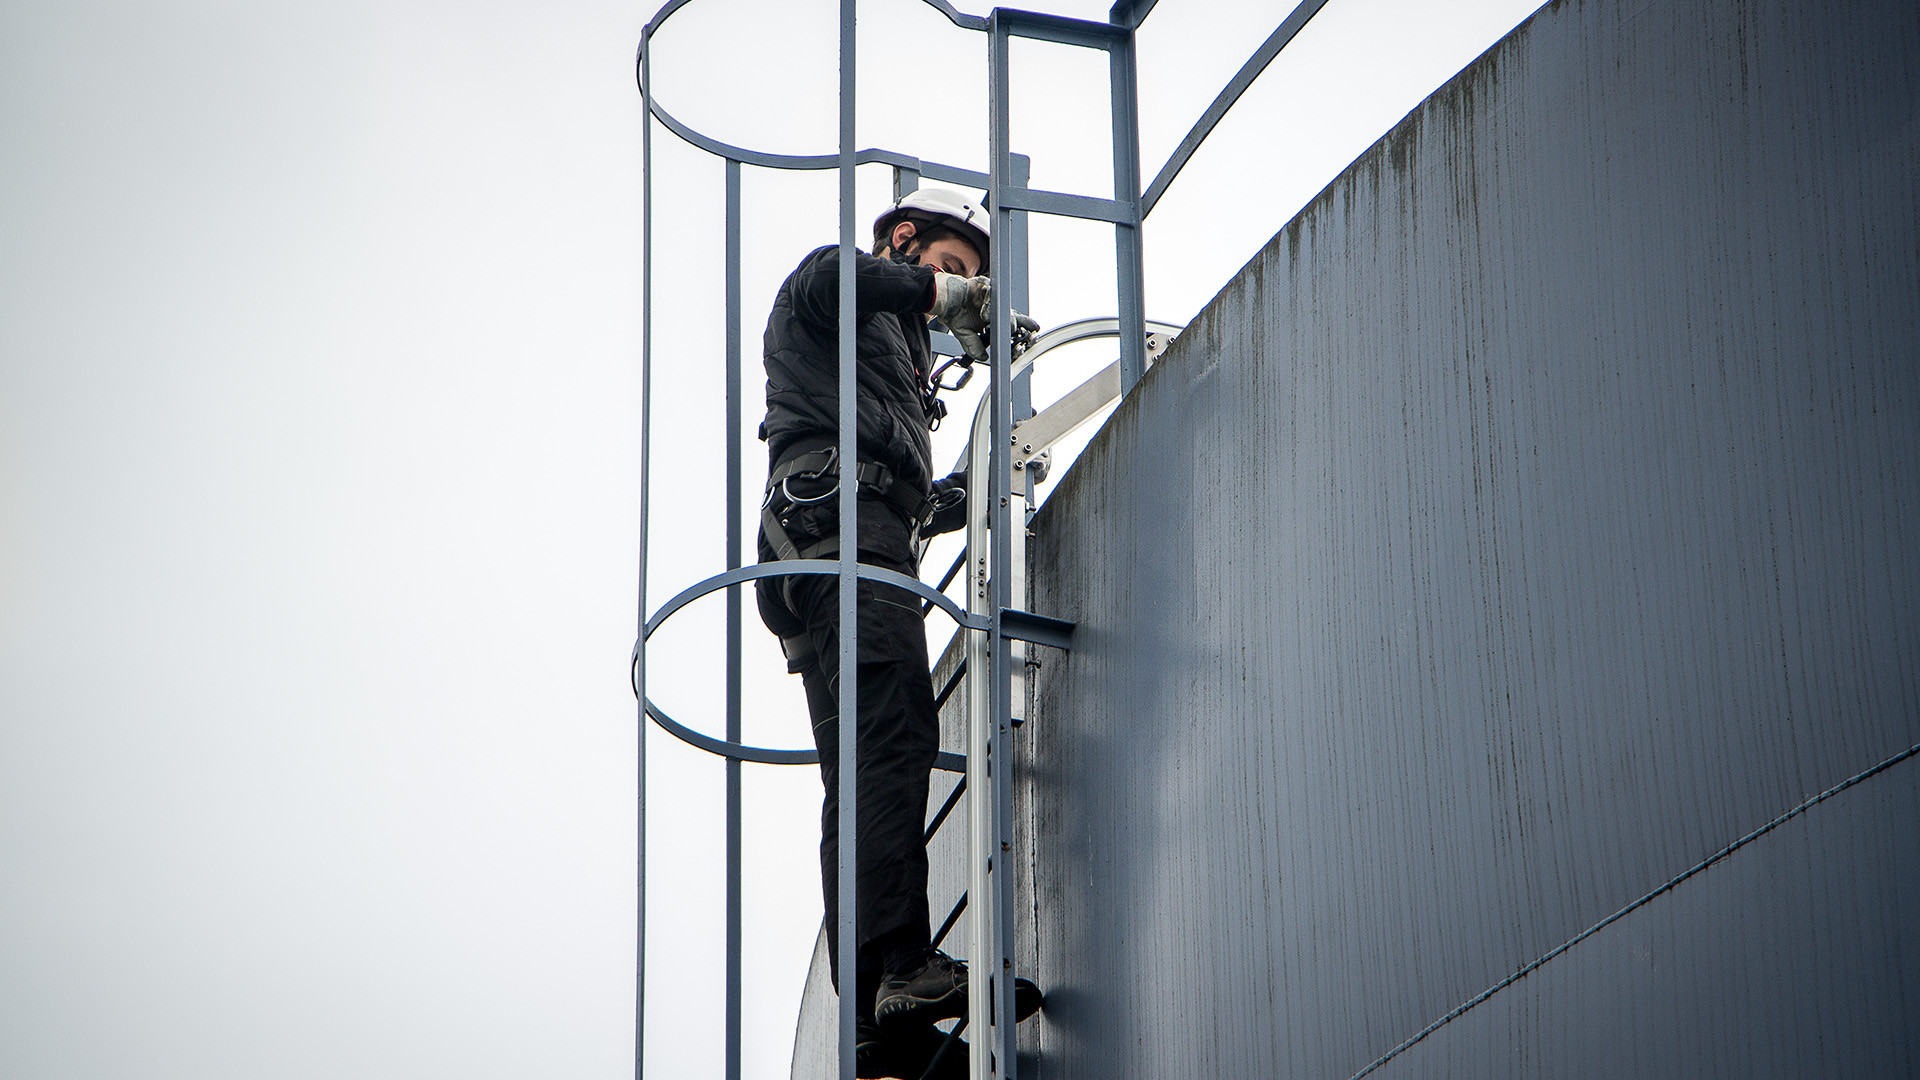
[950, 326, 989, 365]
[931, 273, 1042, 365]
[919, 470, 968, 538]
[929, 273, 990, 334]
[931, 273, 992, 364]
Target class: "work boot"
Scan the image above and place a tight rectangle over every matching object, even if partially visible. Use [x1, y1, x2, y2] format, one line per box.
[874, 950, 1044, 1030]
[856, 1020, 968, 1080]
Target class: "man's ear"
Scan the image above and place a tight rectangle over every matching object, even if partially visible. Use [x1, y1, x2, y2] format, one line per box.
[890, 220, 918, 253]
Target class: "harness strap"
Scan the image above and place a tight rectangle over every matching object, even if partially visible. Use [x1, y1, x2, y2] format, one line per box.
[779, 633, 816, 672]
[761, 448, 934, 564]
[759, 501, 848, 563]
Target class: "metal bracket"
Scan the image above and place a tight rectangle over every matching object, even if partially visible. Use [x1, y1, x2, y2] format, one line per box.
[1009, 322, 1179, 472]
[999, 608, 1076, 650]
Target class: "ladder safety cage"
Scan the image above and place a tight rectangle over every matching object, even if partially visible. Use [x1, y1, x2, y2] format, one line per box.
[634, 1, 1324, 1077]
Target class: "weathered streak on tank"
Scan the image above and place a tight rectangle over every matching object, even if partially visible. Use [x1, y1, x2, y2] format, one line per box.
[1018, 0, 1920, 1076]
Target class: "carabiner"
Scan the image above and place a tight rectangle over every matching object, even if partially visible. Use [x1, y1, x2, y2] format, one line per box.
[931, 356, 976, 392]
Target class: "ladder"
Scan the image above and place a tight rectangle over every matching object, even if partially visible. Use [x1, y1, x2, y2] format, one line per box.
[634, 1, 1327, 1075]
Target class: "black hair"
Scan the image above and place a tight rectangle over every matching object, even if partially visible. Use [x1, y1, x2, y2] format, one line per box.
[904, 223, 977, 261]
[874, 214, 985, 267]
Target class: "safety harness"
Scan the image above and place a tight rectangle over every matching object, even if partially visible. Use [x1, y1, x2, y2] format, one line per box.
[760, 446, 937, 562]
[760, 446, 946, 672]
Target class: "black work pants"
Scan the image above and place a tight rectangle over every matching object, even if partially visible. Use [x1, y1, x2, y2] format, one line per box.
[756, 515, 938, 1024]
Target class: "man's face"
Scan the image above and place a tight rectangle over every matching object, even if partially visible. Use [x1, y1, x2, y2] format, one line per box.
[912, 235, 983, 279]
[892, 222, 983, 279]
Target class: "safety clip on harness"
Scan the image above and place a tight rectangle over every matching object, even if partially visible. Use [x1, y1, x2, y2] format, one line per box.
[761, 446, 942, 671]
[761, 446, 937, 563]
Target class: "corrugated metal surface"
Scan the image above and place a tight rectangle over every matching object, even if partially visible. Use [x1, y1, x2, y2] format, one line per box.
[1020, 0, 1920, 1075]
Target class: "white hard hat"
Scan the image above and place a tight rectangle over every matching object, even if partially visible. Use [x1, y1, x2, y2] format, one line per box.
[873, 187, 990, 265]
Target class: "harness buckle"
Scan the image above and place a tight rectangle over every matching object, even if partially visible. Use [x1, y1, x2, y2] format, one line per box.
[767, 446, 841, 508]
[852, 461, 893, 498]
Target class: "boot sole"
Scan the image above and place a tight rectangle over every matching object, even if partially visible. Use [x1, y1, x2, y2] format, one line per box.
[875, 987, 966, 1029]
[876, 980, 1044, 1030]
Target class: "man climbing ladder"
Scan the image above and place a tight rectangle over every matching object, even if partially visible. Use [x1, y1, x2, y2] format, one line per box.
[752, 188, 1039, 1078]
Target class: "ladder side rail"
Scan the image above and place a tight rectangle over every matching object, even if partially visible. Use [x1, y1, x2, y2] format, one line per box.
[963, 348, 997, 1080]
[982, 14, 1017, 1076]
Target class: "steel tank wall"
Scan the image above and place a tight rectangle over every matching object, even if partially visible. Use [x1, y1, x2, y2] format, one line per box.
[1016, 0, 1919, 1077]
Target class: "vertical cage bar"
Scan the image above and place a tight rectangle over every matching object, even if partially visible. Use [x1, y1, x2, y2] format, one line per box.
[984, 18, 1016, 1078]
[835, 1, 860, 1078]
[1109, 25, 1147, 392]
[962, 391, 994, 1080]
[634, 32, 653, 1080]
[1008, 153, 1032, 422]
[723, 157, 744, 1080]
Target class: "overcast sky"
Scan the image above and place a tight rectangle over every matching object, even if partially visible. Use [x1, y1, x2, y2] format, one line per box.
[2, 1, 1541, 1077]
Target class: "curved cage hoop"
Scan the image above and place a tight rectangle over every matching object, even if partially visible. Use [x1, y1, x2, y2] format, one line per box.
[641, 560, 982, 643]
[637, 0, 989, 176]
[632, 560, 984, 766]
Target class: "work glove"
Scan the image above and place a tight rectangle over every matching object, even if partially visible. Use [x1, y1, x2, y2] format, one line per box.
[931, 273, 992, 364]
[931, 273, 1042, 365]
[920, 470, 968, 538]
[930, 273, 990, 333]
[959, 310, 1041, 366]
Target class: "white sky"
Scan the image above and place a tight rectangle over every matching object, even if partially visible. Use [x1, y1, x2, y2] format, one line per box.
[1, 1, 1541, 1077]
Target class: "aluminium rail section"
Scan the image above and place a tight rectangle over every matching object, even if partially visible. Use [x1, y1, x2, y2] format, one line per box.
[633, 2, 1333, 1077]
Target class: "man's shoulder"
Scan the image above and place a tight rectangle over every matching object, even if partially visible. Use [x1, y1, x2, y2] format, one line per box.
[781, 244, 866, 300]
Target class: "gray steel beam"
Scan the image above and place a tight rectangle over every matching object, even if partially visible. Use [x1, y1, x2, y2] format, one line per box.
[1110, 27, 1147, 391]
[722, 157, 743, 1080]
[635, 32, 652, 1080]
[994, 186, 1130, 224]
[1009, 153, 1032, 423]
[834, 0, 858, 1075]
[997, 609, 1076, 651]
[1108, 0, 1159, 30]
[984, 18, 1016, 1076]
[994, 9, 1126, 49]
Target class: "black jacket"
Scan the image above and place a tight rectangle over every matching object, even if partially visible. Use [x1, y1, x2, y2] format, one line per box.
[760, 244, 941, 557]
